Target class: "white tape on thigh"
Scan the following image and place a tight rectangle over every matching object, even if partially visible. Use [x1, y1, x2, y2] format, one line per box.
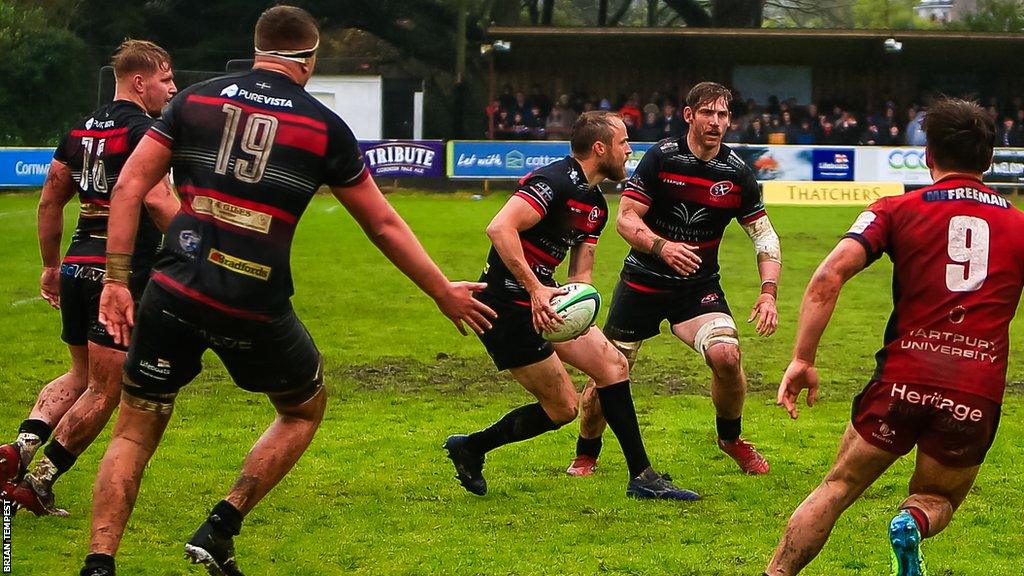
[692, 317, 739, 362]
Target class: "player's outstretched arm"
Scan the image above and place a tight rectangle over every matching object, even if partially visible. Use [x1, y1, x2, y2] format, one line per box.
[37, 160, 76, 309]
[98, 135, 173, 346]
[142, 176, 180, 232]
[742, 215, 782, 336]
[331, 177, 496, 336]
[617, 196, 701, 275]
[486, 196, 567, 334]
[778, 238, 866, 419]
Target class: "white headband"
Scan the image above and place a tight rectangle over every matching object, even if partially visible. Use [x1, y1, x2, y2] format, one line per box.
[254, 37, 319, 63]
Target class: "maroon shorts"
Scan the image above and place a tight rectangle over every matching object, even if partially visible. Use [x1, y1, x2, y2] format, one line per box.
[851, 380, 1001, 468]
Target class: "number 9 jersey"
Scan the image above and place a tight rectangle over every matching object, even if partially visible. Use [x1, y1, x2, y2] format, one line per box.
[146, 69, 367, 319]
[844, 175, 1024, 403]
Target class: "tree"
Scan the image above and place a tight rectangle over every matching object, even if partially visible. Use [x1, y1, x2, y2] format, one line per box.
[955, 0, 1024, 32]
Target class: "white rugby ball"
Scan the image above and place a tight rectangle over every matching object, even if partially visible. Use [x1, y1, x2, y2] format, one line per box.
[542, 283, 601, 343]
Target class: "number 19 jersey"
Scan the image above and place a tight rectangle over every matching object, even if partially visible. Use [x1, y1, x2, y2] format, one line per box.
[845, 176, 1024, 403]
[147, 69, 366, 319]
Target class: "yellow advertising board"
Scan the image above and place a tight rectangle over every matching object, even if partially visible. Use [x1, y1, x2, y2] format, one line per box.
[762, 181, 904, 206]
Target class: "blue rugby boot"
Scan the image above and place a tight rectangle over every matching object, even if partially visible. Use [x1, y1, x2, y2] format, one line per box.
[889, 510, 928, 576]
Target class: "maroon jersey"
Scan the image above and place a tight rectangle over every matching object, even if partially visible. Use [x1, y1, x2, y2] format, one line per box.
[54, 100, 162, 273]
[845, 176, 1024, 403]
[621, 138, 764, 289]
[481, 156, 608, 300]
[146, 69, 366, 318]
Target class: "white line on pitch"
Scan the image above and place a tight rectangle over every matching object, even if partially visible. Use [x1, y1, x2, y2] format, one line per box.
[0, 209, 34, 219]
[11, 296, 40, 307]
[325, 205, 340, 213]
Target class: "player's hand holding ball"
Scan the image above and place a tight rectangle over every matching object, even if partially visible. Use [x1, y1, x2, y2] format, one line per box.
[541, 283, 602, 343]
[529, 284, 568, 334]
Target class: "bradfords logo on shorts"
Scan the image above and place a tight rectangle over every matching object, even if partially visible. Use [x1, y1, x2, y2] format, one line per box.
[207, 248, 271, 281]
[360, 141, 444, 177]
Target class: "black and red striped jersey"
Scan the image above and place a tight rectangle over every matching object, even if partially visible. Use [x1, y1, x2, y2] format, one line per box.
[147, 68, 366, 318]
[620, 138, 764, 288]
[845, 176, 1024, 403]
[53, 100, 161, 272]
[482, 156, 608, 300]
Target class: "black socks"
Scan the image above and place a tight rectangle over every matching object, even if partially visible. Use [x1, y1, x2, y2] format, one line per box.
[81, 553, 115, 575]
[575, 435, 602, 459]
[595, 380, 651, 478]
[210, 500, 243, 536]
[467, 403, 560, 454]
[716, 416, 742, 442]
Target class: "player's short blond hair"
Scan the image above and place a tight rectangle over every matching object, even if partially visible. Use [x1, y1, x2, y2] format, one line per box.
[111, 40, 171, 79]
[571, 111, 621, 156]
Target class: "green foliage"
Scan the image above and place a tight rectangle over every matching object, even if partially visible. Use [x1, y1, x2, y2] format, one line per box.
[954, 0, 1024, 32]
[0, 5, 94, 145]
[852, 0, 919, 29]
[2, 191, 1023, 574]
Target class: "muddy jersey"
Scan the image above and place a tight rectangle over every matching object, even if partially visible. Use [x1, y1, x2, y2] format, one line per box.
[620, 138, 764, 288]
[147, 68, 367, 319]
[845, 176, 1024, 403]
[53, 100, 162, 274]
[482, 156, 608, 300]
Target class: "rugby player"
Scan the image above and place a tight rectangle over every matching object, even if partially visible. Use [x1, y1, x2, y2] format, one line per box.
[444, 111, 699, 501]
[0, 40, 178, 516]
[79, 7, 493, 576]
[765, 97, 1024, 576]
[566, 82, 780, 477]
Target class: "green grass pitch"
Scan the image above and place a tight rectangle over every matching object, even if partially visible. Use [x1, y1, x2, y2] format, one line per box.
[0, 190, 1021, 575]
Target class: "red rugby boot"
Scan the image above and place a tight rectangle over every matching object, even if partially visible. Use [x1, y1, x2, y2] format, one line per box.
[565, 455, 597, 477]
[717, 437, 770, 475]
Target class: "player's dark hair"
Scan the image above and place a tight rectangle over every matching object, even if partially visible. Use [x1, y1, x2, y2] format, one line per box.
[685, 82, 732, 110]
[255, 5, 319, 52]
[923, 97, 995, 174]
[571, 111, 621, 156]
[111, 40, 171, 79]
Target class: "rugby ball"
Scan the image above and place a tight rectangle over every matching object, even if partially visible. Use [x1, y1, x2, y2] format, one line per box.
[542, 283, 601, 343]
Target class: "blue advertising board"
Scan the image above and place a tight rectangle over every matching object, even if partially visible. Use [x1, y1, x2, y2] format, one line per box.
[448, 141, 654, 179]
[0, 148, 55, 187]
[359, 140, 445, 178]
[811, 148, 855, 181]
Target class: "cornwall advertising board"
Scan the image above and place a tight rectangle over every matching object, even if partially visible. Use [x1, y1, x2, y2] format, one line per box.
[447, 141, 654, 179]
[359, 140, 444, 178]
[0, 148, 55, 187]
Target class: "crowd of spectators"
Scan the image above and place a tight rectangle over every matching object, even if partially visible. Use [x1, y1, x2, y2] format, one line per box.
[486, 84, 1024, 147]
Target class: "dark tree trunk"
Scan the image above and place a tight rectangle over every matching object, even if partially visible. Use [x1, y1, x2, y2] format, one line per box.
[607, 0, 632, 26]
[711, 0, 764, 27]
[598, 0, 608, 25]
[661, 0, 713, 27]
[541, 0, 554, 25]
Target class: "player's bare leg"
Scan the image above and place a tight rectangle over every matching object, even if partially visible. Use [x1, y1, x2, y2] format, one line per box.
[12, 343, 125, 515]
[445, 353, 577, 495]
[85, 394, 173, 574]
[765, 424, 898, 575]
[887, 451, 980, 576]
[557, 329, 698, 500]
[1, 345, 89, 485]
[567, 339, 640, 476]
[673, 313, 768, 474]
[185, 386, 327, 575]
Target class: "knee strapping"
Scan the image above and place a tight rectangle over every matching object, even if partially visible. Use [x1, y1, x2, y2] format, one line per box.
[693, 317, 739, 363]
[610, 339, 643, 367]
[121, 384, 176, 415]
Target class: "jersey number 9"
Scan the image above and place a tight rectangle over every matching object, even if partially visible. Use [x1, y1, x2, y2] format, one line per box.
[946, 215, 989, 292]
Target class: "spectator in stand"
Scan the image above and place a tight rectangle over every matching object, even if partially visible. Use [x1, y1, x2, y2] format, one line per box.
[545, 105, 570, 140]
[514, 91, 530, 121]
[638, 111, 660, 142]
[619, 95, 642, 129]
[724, 119, 744, 143]
[781, 110, 800, 143]
[528, 105, 546, 139]
[859, 122, 882, 146]
[834, 112, 860, 145]
[498, 84, 515, 112]
[657, 102, 685, 138]
[881, 124, 903, 146]
[792, 119, 817, 144]
[510, 111, 530, 140]
[528, 83, 551, 120]
[996, 117, 1021, 147]
[495, 109, 512, 139]
[622, 111, 638, 141]
[744, 117, 768, 144]
[767, 116, 787, 144]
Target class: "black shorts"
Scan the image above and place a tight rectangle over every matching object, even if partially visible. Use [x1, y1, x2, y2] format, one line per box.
[123, 283, 322, 405]
[474, 290, 554, 371]
[603, 278, 732, 342]
[59, 263, 148, 351]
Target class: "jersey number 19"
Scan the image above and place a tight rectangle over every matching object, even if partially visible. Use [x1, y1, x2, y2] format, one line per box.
[214, 103, 279, 184]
